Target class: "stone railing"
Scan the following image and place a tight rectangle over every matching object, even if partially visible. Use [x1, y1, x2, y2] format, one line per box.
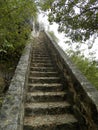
[44, 31, 98, 130]
[0, 37, 33, 130]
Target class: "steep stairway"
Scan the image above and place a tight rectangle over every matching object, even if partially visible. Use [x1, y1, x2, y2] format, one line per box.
[23, 35, 80, 130]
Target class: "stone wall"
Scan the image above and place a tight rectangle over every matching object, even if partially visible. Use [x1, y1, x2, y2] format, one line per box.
[45, 31, 98, 130]
[0, 38, 32, 130]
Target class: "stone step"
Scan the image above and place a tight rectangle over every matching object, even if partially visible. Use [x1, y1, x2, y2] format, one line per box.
[32, 48, 48, 50]
[32, 54, 49, 57]
[29, 77, 61, 83]
[24, 114, 78, 130]
[32, 56, 50, 58]
[32, 58, 51, 61]
[23, 36, 80, 130]
[31, 63, 53, 67]
[32, 47, 48, 49]
[26, 92, 67, 102]
[24, 102, 72, 116]
[30, 67, 55, 71]
[30, 71, 59, 77]
[32, 60, 52, 63]
[28, 83, 64, 92]
[32, 49, 48, 50]
[32, 59, 52, 63]
[32, 52, 49, 55]
[32, 57, 51, 60]
[31, 59, 52, 63]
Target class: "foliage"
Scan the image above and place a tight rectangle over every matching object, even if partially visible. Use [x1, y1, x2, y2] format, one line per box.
[41, 0, 98, 42]
[0, 0, 37, 60]
[48, 31, 59, 42]
[70, 53, 98, 89]
[40, 0, 55, 10]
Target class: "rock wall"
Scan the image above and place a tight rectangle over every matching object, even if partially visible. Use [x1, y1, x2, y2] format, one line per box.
[0, 39, 32, 130]
[45, 31, 98, 130]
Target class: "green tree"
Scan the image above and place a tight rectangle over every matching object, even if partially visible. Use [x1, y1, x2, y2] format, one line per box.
[0, 0, 37, 60]
[48, 31, 59, 42]
[70, 54, 98, 89]
[41, 0, 98, 42]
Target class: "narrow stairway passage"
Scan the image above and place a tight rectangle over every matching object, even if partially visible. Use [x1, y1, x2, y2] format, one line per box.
[23, 33, 81, 130]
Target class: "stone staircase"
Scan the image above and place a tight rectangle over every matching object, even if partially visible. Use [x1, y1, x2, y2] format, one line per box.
[23, 36, 80, 130]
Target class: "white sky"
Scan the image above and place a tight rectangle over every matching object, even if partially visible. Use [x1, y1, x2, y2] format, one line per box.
[38, 12, 98, 61]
